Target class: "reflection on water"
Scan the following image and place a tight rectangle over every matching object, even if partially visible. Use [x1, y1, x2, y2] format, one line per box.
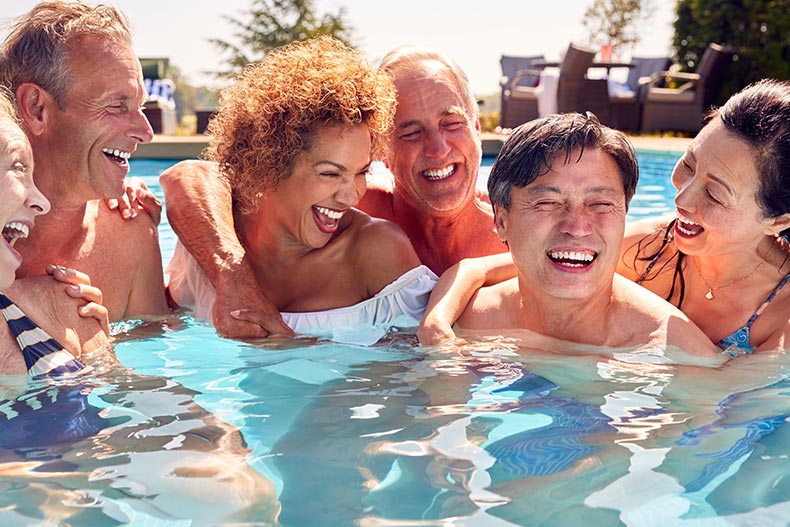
[111, 322, 790, 526]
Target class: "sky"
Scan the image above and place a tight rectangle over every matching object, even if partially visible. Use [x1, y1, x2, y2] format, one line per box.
[2, 0, 677, 97]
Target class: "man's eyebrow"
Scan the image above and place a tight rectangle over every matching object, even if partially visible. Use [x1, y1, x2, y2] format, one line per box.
[525, 184, 622, 195]
[395, 119, 421, 130]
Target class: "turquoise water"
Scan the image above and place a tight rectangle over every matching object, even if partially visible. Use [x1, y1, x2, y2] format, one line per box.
[2, 154, 788, 526]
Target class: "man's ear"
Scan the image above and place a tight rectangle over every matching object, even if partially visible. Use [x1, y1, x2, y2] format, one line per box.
[764, 212, 790, 238]
[494, 204, 508, 243]
[15, 83, 53, 136]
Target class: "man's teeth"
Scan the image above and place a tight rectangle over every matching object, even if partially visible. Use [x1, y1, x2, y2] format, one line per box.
[423, 164, 455, 180]
[102, 148, 131, 160]
[548, 250, 595, 267]
[2, 221, 29, 243]
[315, 206, 343, 220]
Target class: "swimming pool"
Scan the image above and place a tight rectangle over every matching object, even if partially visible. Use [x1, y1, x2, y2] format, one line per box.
[2, 154, 788, 526]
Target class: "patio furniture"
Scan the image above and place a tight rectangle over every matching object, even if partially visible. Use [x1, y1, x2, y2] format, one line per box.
[500, 43, 613, 128]
[499, 54, 545, 128]
[609, 56, 672, 131]
[641, 43, 734, 133]
[554, 43, 613, 125]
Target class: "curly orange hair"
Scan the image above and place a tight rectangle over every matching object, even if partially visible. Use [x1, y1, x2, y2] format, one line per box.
[207, 35, 396, 213]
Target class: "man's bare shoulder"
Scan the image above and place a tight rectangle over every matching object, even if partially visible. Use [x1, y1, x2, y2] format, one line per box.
[457, 277, 520, 330]
[612, 275, 718, 355]
[96, 200, 160, 246]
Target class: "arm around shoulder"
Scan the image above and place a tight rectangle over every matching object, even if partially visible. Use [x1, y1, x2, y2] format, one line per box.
[160, 159, 246, 284]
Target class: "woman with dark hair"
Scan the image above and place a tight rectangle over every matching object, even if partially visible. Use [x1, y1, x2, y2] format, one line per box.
[618, 78, 790, 355]
[420, 79, 790, 355]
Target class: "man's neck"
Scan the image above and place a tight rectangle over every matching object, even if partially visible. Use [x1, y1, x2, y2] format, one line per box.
[518, 284, 616, 345]
[392, 192, 504, 275]
[16, 200, 94, 277]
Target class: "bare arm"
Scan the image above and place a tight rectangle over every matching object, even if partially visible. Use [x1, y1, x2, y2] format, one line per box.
[418, 252, 516, 345]
[159, 160, 292, 338]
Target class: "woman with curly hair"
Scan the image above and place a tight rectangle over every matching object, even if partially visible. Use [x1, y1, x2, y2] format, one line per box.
[166, 36, 436, 343]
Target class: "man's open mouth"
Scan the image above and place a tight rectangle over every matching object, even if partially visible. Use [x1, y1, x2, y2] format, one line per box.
[423, 164, 456, 181]
[102, 147, 132, 165]
[547, 249, 597, 268]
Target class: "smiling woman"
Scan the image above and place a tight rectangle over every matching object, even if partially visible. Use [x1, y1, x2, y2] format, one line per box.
[620, 79, 790, 355]
[165, 35, 438, 344]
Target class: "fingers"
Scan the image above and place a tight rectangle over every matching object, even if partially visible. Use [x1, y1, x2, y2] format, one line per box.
[78, 302, 111, 334]
[227, 309, 295, 337]
[136, 191, 163, 226]
[103, 177, 163, 224]
[46, 265, 109, 334]
[64, 282, 104, 306]
[46, 264, 92, 286]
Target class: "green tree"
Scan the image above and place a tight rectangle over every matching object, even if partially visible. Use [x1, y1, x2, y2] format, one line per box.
[583, 0, 653, 53]
[209, 0, 354, 79]
[672, 0, 790, 105]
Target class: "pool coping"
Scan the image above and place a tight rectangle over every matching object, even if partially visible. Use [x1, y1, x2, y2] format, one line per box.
[132, 133, 693, 160]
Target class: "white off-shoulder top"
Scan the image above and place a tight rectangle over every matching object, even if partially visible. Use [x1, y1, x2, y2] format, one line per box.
[166, 242, 437, 345]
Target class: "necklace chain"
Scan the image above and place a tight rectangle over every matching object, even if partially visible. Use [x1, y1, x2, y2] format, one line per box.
[694, 258, 766, 300]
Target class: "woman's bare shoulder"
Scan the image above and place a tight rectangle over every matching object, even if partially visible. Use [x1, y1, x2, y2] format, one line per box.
[619, 214, 676, 279]
[344, 210, 422, 294]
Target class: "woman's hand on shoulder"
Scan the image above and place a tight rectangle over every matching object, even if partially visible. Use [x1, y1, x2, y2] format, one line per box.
[46, 264, 110, 334]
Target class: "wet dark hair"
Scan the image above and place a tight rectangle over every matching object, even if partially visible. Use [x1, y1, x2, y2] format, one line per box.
[713, 78, 790, 241]
[632, 79, 790, 310]
[487, 112, 638, 211]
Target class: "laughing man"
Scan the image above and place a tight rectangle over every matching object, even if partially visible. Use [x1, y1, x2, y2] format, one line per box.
[455, 112, 718, 354]
[160, 45, 506, 337]
[0, 1, 168, 321]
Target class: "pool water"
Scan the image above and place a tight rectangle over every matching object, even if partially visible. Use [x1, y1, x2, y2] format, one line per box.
[2, 154, 788, 527]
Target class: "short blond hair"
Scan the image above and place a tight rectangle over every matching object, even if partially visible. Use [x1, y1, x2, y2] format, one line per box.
[207, 35, 396, 213]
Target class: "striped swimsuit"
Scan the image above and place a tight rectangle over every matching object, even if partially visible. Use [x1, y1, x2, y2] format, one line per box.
[0, 292, 86, 377]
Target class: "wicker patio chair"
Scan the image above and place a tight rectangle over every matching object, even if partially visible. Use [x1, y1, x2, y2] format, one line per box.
[641, 43, 734, 134]
[499, 54, 545, 129]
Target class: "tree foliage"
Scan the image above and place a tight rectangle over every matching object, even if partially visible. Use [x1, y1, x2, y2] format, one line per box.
[583, 0, 653, 51]
[209, 0, 354, 79]
[672, 0, 790, 105]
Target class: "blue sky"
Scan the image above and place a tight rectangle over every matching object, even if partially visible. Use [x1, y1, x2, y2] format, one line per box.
[3, 0, 676, 96]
